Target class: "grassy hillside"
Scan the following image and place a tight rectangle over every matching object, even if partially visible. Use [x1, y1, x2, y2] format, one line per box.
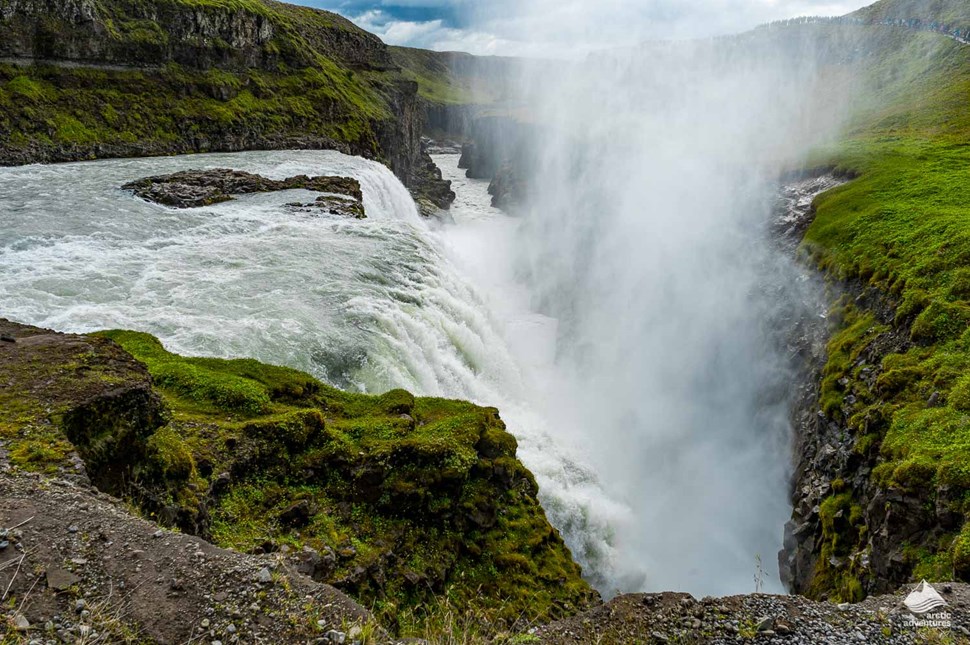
[0, 62, 393, 162]
[0, 323, 596, 638]
[854, 0, 970, 26]
[0, 0, 475, 182]
[793, 6, 970, 599]
[390, 46, 523, 106]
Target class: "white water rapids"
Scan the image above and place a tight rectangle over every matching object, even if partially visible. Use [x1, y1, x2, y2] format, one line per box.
[0, 149, 623, 589]
[0, 146, 823, 597]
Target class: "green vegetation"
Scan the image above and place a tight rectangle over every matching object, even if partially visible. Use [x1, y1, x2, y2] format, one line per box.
[855, 0, 970, 26]
[0, 61, 394, 162]
[390, 47, 481, 105]
[79, 330, 594, 634]
[0, 326, 594, 634]
[797, 16, 970, 598]
[809, 493, 866, 602]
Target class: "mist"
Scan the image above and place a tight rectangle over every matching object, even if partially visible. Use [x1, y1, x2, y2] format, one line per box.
[467, 13, 855, 596]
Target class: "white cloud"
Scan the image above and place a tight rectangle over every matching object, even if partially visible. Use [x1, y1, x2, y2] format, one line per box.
[345, 0, 877, 58]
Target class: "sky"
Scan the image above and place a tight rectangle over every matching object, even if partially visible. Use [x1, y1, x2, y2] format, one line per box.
[307, 0, 877, 58]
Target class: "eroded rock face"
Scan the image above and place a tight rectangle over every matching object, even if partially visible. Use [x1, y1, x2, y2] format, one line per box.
[0, 321, 598, 630]
[123, 168, 365, 215]
[0, 0, 391, 71]
[0, 318, 167, 490]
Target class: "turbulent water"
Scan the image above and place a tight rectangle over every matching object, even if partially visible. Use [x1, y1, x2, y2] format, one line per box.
[0, 143, 826, 597]
[0, 149, 623, 589]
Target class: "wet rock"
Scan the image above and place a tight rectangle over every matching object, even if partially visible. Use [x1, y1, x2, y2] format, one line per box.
[286, 195, 366, 219]
[123, 169, 364, 212]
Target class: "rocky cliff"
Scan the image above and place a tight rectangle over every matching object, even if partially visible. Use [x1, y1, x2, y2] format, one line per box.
[773, 3, 970, 603]
[0, 319, 596, 639]
[0, 0, 453, 212]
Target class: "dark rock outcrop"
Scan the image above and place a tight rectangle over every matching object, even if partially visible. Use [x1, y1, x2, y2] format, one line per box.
[123, 168, 365, 215]
[456, 115, 536, 210]
[0, 0, 392, 73]
[409, 141, 456, 216]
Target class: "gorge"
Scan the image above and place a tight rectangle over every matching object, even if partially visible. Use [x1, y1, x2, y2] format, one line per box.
[4, 0, 970, 642]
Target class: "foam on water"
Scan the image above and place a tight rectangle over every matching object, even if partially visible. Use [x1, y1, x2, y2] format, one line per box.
[0, 148, 624, 590]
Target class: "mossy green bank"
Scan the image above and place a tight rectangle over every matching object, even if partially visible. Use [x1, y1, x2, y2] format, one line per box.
[793, 7, 970, 599]
[0, 323, 595, 636]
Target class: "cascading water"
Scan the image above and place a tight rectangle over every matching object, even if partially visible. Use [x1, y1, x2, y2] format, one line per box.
[489, 36, 839, 595]
[0, 30, 842, 597]
[0, 149, 624, 589]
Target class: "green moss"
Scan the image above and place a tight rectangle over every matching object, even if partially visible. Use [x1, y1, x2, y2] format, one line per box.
[144, 426, 196, 480]
[799, 19, 970, 599]
[809, 493, 867, 602]
[91, 330, 596, 634]
[8, 437, 74, 473]
[952, 523, 970, 579]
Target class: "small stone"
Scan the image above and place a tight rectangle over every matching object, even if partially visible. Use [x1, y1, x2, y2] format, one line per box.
[67, 525, 79, 533]
[212, 641, 223, 645]
[12, 613, 30, 631]
[256, 567, 272, 584]
[75, 599, 87, 612]
[347, 625, 363, 640]
[837, 602, 850, 611]
[756, 616, 774, 631]
[46, 567, 81, 591]
[226, 624, 237, 634]
[650, 632, 669, 643]
[201, 618, 211, 628]
[0, 334, 16, 343]
[325, 630, 347, 644]
[152, 530, 164, 538]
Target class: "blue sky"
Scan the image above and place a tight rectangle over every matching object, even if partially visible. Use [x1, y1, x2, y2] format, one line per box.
[307, 0, 876, 57]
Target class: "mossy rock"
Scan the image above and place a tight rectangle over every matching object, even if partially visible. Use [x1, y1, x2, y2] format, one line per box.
[99, 330, 598, 633]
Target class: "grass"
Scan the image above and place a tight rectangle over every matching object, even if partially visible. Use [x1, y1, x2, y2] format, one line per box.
[793, 18, 970, 598]
[0, 61, 394, 162]
[389, 47, 481, 105]
[87, 330, 597, 635]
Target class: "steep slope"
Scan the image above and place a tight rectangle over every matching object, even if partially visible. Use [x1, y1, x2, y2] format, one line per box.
[778, 1, 970, 602]
[0, 319, 596, 638]
[854, 0, 970, 26]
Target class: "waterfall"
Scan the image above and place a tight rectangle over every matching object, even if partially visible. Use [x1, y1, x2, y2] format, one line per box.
[0, 148, 624, 589]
